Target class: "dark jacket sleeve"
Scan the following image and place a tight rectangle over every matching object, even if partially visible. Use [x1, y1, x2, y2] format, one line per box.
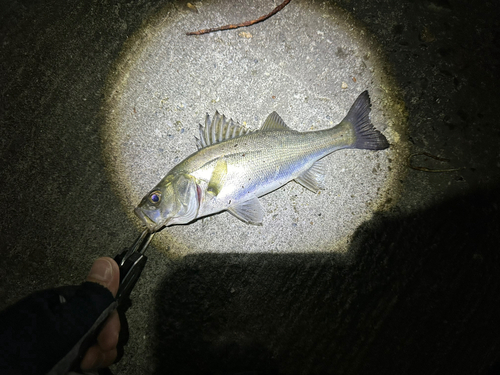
[0, 282, 114, 375]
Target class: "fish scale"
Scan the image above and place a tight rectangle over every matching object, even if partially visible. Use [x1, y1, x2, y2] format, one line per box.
[134, 91, 389, 231]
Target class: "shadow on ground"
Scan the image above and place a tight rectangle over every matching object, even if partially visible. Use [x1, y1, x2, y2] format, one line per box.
[151, 187, 500, 375]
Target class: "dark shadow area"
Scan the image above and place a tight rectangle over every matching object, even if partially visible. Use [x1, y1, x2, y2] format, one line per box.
[338, 0, 500, 198]
[152, 187, 500, 374]
[0, 0, 167, 305]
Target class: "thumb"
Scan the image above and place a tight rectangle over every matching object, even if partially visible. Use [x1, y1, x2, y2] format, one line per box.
[86, 257, 120, 298]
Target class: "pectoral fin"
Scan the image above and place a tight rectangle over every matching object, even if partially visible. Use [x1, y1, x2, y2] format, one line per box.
[227, 196, 264, 225]
[295, 159, 326, 193]
[207, 158, 227, 196]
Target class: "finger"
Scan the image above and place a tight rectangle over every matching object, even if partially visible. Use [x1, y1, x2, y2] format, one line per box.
[80, 345, 104, 370]
[80, 346, 118, 370]
[86, 257, 120, 297]
[97, 310, 121, 352]
[99, 347, 118, 368]
[81, 257, 121, 370]
[80, 311, 120, 371]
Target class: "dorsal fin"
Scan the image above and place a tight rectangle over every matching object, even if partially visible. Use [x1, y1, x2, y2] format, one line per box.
[195, 111, 251, 149]
[260, 111, 291, 131]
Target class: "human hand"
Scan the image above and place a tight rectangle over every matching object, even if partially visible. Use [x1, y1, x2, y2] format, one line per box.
[80, 257, 121, 370]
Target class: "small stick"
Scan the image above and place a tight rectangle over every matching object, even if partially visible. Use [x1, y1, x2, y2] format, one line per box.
[408, 152, 462, 173]
[186, 0, 291, 36]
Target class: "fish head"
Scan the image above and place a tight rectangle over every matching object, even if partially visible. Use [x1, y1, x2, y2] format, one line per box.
[135, 173, 201, 232]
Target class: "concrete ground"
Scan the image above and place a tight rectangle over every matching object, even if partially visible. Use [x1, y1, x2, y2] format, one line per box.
[104, 0, 407, 257]
[1, 0, 499, 374]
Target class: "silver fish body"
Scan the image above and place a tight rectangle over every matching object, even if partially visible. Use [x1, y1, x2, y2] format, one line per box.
[135, 91, 389, 232]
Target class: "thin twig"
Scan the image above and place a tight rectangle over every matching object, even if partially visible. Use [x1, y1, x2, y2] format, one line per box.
[408, 152, 462, 173]
[186, 0, 291, 36]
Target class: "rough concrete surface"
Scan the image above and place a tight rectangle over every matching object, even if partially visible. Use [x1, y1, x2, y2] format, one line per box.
[103, 0, 406, 257]
[1, 0, 499, 374]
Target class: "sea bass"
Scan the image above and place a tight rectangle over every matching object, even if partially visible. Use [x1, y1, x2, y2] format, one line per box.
[135, 91, 389, 232]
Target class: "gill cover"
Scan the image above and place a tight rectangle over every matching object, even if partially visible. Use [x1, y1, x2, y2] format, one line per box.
[168, 173, 200, 225]
[135, 173, 200, 231]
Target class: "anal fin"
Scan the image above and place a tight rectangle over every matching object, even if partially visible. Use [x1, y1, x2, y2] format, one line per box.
[295, 159, 326, 193]
[227, 196, 264, 225]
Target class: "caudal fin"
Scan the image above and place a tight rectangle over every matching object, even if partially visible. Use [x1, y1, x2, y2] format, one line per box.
[341, 91, 389, 150]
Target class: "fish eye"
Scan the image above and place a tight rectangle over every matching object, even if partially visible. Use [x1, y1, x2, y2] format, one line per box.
[149, 190, 161, 204]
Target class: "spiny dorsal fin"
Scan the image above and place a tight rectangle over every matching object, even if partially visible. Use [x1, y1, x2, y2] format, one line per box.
[196, 111, 251, 149]
[260, 111, 291, 131]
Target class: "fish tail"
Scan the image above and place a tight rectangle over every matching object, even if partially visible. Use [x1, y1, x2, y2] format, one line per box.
[341, 91, 389, 150]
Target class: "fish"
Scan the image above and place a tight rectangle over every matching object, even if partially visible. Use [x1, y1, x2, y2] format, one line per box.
[135, 91, 389, 232]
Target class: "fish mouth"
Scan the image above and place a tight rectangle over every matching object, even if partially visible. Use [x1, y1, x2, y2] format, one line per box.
[134, 207, 162, 233]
